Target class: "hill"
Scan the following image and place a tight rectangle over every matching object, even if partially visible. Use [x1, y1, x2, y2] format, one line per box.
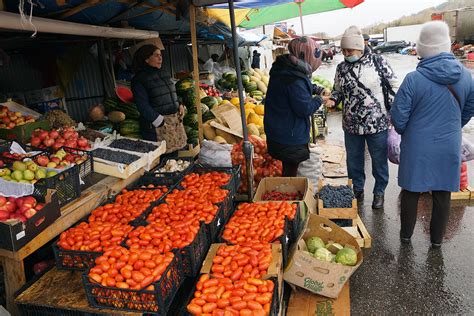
[361, 0, 474, 34]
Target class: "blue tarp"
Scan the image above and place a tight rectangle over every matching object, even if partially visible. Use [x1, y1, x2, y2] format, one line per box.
[210, 0, 296, 9]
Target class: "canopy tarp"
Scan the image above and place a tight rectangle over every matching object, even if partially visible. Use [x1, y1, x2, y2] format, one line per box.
[206, 0, 364, 29]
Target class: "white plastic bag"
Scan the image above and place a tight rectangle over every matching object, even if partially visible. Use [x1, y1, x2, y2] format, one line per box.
[198, 140, 233, 167]
[297, 144, 323, 191]
[462, 136, 474, 162]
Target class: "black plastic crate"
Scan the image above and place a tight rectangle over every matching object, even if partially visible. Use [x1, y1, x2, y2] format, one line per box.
[182, 276, 280, 316]
[133, 174, 182, 188]
[145, 157, 195, 183]
[0, 141, 43, 163]
[33, 164, 81, 207]
[287, 203, 302, 243]
[52, 240, 103, 271]
[205, 202, 226, 244]
[83, 251, 184, 315]
[62, 146, 94, 181]
[180, 222, 210, 277]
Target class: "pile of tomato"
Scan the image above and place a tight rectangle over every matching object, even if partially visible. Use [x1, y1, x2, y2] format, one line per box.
[187, 274, 274, 315]
[231, 136, 282, 193]
[221, 202, 297, 244]
[87, 246, 175, 291]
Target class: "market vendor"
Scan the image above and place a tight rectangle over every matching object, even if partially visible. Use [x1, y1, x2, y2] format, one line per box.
[131, 44, 187, 153]
[264, 36, 325, 177]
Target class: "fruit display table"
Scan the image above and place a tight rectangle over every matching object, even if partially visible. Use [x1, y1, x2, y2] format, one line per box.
[0, 170, 145, 315]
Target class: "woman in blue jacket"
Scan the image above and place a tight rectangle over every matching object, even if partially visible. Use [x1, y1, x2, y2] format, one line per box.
[264, 36, 325, 176]
[391, 21, 474, 248]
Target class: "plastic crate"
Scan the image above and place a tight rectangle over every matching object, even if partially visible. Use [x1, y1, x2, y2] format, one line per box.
[205, 202, 226, 244]
[52, 240, 103, 271]
[180, 222, 210, 277]
[83, 251, 184, 315]
[62, 146, 94, 181]
[182, 276, 280, 316]
[145, 157, 195, 183]
[0, 141, 43, 163]
[34, 164, 81, 207]
[133, 174, 182, 188]
[287, 203, 302, 243]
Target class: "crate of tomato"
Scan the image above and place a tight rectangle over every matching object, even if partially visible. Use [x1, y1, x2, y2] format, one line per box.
[83, 247, 183, 315]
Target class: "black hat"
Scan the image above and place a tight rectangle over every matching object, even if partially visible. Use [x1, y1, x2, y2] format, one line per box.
[363, 34, 370, 41]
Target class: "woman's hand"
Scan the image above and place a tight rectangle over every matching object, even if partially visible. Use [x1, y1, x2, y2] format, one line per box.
[178, 104, 185, 119]
[324, 97, 336, 108]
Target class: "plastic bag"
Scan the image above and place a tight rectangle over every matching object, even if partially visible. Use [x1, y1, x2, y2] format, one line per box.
[198, 140, 233, 167]
[461, 136, 474, 162]
[0, 178, 34, 197]
[387, 128, 401, 164]
[297, 144, 323, 191]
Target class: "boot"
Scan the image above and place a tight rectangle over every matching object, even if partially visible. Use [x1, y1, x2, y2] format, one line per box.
[354, 190, 364, 201]
[372, 194, 384, 209]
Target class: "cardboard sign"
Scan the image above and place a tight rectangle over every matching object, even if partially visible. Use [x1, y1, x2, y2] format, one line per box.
[211, 104, 243, 134]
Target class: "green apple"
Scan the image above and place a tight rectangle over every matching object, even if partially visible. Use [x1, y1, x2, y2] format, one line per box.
[12, 161, 26, 171]
[23, 169, 35, 181]
[47, 162, 57, 168]
[19, 180, 31, 184]
[2, 175, 11, 181]
[27, 163, 38, 172]
[46, 171, 58, 178]
[35, 169, 47, 180]
[11, 170, 24, 181]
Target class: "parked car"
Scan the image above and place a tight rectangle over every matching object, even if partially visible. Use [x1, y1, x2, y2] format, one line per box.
[373, 41, 409, 54]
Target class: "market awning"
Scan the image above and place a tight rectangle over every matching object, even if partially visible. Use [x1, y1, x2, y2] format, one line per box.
[204, 0, 364, 29]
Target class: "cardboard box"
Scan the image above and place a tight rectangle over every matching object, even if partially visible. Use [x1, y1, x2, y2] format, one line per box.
[0, 120, 50, 144]
[201, 243, 283, 298]
[0, 190, 60, 251]
[286, 283, 350, 316]
[283, 214, 363, 298]
[317, 179, 358, 220]
[254, 177, 317, 218]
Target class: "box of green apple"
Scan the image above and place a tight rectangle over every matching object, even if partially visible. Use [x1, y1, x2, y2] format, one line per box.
[0, 159, 81, 207]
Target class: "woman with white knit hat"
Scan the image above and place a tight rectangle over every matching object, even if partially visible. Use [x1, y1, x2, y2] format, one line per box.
[326, 25, 398, 210]
[391, 21, 474, 248]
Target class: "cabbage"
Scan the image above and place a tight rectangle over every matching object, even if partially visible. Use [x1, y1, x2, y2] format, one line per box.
[306, 237, 325, 253]
[313, 248, 335, 262]
[335, 248, 357, 266]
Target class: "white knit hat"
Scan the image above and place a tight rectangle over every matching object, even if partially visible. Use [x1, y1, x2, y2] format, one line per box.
[340, 26, 364, 51]
[417, 21, 451, 58]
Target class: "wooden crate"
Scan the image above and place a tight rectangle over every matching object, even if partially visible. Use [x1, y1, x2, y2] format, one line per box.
[178, 143, 200, 158]
[93, 154, 147, 179]
[341, 215, 372, 248]
[317, 179, 358, 220]
[451, 186, 473, 201]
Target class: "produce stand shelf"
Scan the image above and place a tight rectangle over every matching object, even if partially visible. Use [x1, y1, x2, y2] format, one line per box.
[0, 165, 148, 315]
[15, 267, 141, 316]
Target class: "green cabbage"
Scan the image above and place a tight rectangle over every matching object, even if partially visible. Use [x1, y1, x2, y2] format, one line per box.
[335, 248, 357, 266]
[306, 236, 325, 253]
[313, 248, 335, 262]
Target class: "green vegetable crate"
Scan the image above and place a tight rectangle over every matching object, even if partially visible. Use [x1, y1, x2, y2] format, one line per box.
[0, 120, 50, 143]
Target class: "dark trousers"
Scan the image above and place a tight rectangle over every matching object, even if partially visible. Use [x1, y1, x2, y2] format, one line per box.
[400, 190, 451, 244]
[344, 130, 389, 195]
[282, 162, 299, 177]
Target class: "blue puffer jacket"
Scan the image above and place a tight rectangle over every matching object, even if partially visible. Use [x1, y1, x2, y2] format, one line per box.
[264, 55, 322, 145]
[390, 53, 474, 192]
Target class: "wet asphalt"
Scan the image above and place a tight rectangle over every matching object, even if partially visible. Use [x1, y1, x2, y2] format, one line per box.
[317, 54, 474, 314]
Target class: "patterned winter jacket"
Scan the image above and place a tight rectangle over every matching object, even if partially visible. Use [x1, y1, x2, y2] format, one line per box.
[331, 48, 399, 135]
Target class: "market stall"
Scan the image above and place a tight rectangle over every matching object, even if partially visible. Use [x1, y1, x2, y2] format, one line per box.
[0, 1, 372, 315]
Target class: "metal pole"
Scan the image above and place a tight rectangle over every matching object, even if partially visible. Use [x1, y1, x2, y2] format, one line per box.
[190, 4, 204, 144]
[298, 2, 305, 35]
[228, 0, 254, 201]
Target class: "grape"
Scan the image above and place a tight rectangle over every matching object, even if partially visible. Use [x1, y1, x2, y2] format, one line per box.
[319, 185, 354, 208]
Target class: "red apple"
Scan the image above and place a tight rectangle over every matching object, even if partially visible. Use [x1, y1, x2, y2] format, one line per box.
[16, 198, 24, 209]
[49, 130, 59, 139]
[24, 208, 37, 219]
[36, 156, 50, 167]
[0, 210, 9, 221]
[38, 130, 49, 140]
[77, 138, 88, 148]
[52, 142, 63, 151]
[35, 203, 44, 210]
[43, 138, 54, 147]
[51, 157, 61, 164]
[22, 196, 37, 207]
[30, 137, 42, 147]
[19, 204, 31, 214]
[65, 154, 75, 162]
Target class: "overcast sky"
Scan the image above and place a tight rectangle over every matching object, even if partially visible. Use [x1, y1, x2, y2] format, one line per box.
[285, 0, 447, 36]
